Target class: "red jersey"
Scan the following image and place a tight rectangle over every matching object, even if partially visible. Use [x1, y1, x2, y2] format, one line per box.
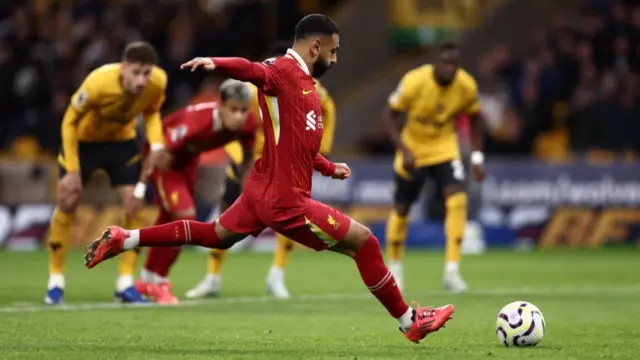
[162, 101, 258, 168]
[212, 50, 335, 208]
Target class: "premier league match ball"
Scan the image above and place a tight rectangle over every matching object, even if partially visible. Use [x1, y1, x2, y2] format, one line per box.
[496, 301, 546, 347]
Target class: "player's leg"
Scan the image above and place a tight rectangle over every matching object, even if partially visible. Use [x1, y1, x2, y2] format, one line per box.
[265, 233, 295, 299]
[109, 141, 148, 303]
[432, 159, 468, 293]
[85, 193, 266, 271]
[138, 168, 197, 304]
[187, 162, 241, 299]
[280, 201, 454, 343]
[44, 163, 86, 305]
[385, 156, 426, 291]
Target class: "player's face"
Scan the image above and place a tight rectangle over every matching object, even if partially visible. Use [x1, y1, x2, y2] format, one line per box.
[311, 34, 339, 78]
[220, 98, 250, 131]
[434, 50, 460, 86]
[121, 62, 153, 94]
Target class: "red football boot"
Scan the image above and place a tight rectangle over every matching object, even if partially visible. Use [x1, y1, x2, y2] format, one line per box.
[403, 304, 455, 344]
[135, 280, 179, 305]
[85, 226, 129, 269]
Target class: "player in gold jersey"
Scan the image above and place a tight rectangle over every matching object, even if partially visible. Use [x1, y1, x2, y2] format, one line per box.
[384, 42, 485, 293]
[45, 42, 168, 305]
[186, 42, 336, 299]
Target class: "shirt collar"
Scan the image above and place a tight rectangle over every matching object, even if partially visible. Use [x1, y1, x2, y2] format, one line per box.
[285, 48, 310, 76]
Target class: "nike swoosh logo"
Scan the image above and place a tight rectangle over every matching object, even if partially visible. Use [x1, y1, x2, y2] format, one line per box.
[302, 89, 313, 95]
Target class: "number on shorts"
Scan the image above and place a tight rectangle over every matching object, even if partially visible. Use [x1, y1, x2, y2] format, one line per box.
[451, 160, 465, 180]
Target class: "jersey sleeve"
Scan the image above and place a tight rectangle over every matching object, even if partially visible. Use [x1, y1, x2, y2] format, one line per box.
[313, 153, 336, 176]
[318, 85, 336, 155]
[61, 73, 100, 171]
[463, 76, 481, 115]
[212, 57, 288, 94]
[143, 69, 168, 146]
[388, 71, 418, 112]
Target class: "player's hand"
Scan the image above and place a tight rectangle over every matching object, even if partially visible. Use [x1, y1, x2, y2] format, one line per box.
[401, 149, 416, 172]
[59, 172, 83, 195]
[148, 148, 174, 171]
[180, 57, 216, 72]
[331, 163, 351, 180]
[472, 164, 486, 182]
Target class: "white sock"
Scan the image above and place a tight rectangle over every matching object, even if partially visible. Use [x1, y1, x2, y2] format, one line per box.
[116, 275, 134, 292]
[157, 276, 169, 284]
[140, 268, 156, 283]
[445, 261, 459, 273]
[48, 273, 65, 289]
[397, 307, 415, 332]
[267, 266, 284, 281]
[123, 230, 140, 250]
[205, 273, 221, 284]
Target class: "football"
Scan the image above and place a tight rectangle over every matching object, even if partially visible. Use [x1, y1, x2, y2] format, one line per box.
[496, 301, 546, 347]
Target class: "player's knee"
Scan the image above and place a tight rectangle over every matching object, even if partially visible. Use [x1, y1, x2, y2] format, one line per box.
[394, 204, 411, 217]
[344, 220, 373, 252]
[56, 185, 80, 213]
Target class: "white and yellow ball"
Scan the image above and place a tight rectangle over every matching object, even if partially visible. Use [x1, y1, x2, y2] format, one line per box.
[496, 301, 546, 347]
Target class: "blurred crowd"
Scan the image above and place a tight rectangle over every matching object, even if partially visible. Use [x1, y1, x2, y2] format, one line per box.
[0, 0, 333, 157]
[480, 0, 640, 162]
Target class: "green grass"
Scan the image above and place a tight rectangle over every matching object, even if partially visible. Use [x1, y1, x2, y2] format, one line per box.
[0, 249, 638, 359]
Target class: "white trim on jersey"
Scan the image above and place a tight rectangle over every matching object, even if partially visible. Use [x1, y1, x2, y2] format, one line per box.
[285, 49, 310, 76]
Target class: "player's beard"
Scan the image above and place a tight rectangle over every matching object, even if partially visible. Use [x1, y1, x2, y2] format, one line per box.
[312, 57, 331, 78]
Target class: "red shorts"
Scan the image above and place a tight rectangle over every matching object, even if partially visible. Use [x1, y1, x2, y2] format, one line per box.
[151, 165, 197, 214]
[218, 194, 351, 251]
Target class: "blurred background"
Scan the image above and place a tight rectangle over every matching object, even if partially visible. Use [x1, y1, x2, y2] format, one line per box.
[1, 0, 639, 252]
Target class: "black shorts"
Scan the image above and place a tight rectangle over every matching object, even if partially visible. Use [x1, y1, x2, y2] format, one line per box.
[222, 160, 242, 206]
[59, 140, 141, 187]
[394, 159, 465, 205]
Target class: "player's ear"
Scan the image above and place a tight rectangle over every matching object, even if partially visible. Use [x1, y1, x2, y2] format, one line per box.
[311, 38, 321, 57]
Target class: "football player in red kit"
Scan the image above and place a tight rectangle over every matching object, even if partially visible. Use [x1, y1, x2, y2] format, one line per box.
[134, 79, 257, 304]
[85, 14, 454, 344]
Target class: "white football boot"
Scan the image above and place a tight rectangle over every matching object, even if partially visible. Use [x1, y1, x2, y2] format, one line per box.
[266, 266, 291, 299]
[185, 274, 222, 299]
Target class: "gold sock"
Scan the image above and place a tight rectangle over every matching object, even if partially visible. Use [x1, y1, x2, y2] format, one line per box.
[385, 211, 408, 262]
[48, 209, 74, 275]
[208, 249, 227, 275]
[273, 233, 294, 269]
[118, 214, 145, 276]
[445, 192, 468, 264]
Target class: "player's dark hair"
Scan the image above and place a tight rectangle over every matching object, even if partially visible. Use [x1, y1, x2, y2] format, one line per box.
[122, 41, 157, 64]
[439, 41, 459, 53]
[294, 14, 339, 40]
[220, 79, 252, 103]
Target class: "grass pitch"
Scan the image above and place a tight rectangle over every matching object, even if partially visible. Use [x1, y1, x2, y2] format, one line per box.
[0, 248, 638, 359]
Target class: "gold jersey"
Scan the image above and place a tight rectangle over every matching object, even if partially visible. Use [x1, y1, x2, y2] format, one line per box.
[388, 64, 479, 174]
[224, 79, 336, 165]
[60, 63, 167, 171]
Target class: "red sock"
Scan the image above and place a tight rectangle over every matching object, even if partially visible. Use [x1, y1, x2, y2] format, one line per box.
[354, 234, 410, 318]
[148, 247, 182, 278]
[139, 220, 221, 248]
[143, 211, 173, 273]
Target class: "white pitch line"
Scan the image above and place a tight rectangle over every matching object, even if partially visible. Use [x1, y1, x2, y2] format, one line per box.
[1, 284, 639, 314]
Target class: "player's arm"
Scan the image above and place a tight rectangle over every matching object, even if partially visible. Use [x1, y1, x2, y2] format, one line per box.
[319, 88, 336, 157]
[384, 72, 416, 169]
[181, 57, 287, 92]
[313, 153, 336, 176]
[464, 80, 486, 182]
[135, 91, 167, 199]
[62, 81, 96, 173]
[237, 112, 258, 184]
